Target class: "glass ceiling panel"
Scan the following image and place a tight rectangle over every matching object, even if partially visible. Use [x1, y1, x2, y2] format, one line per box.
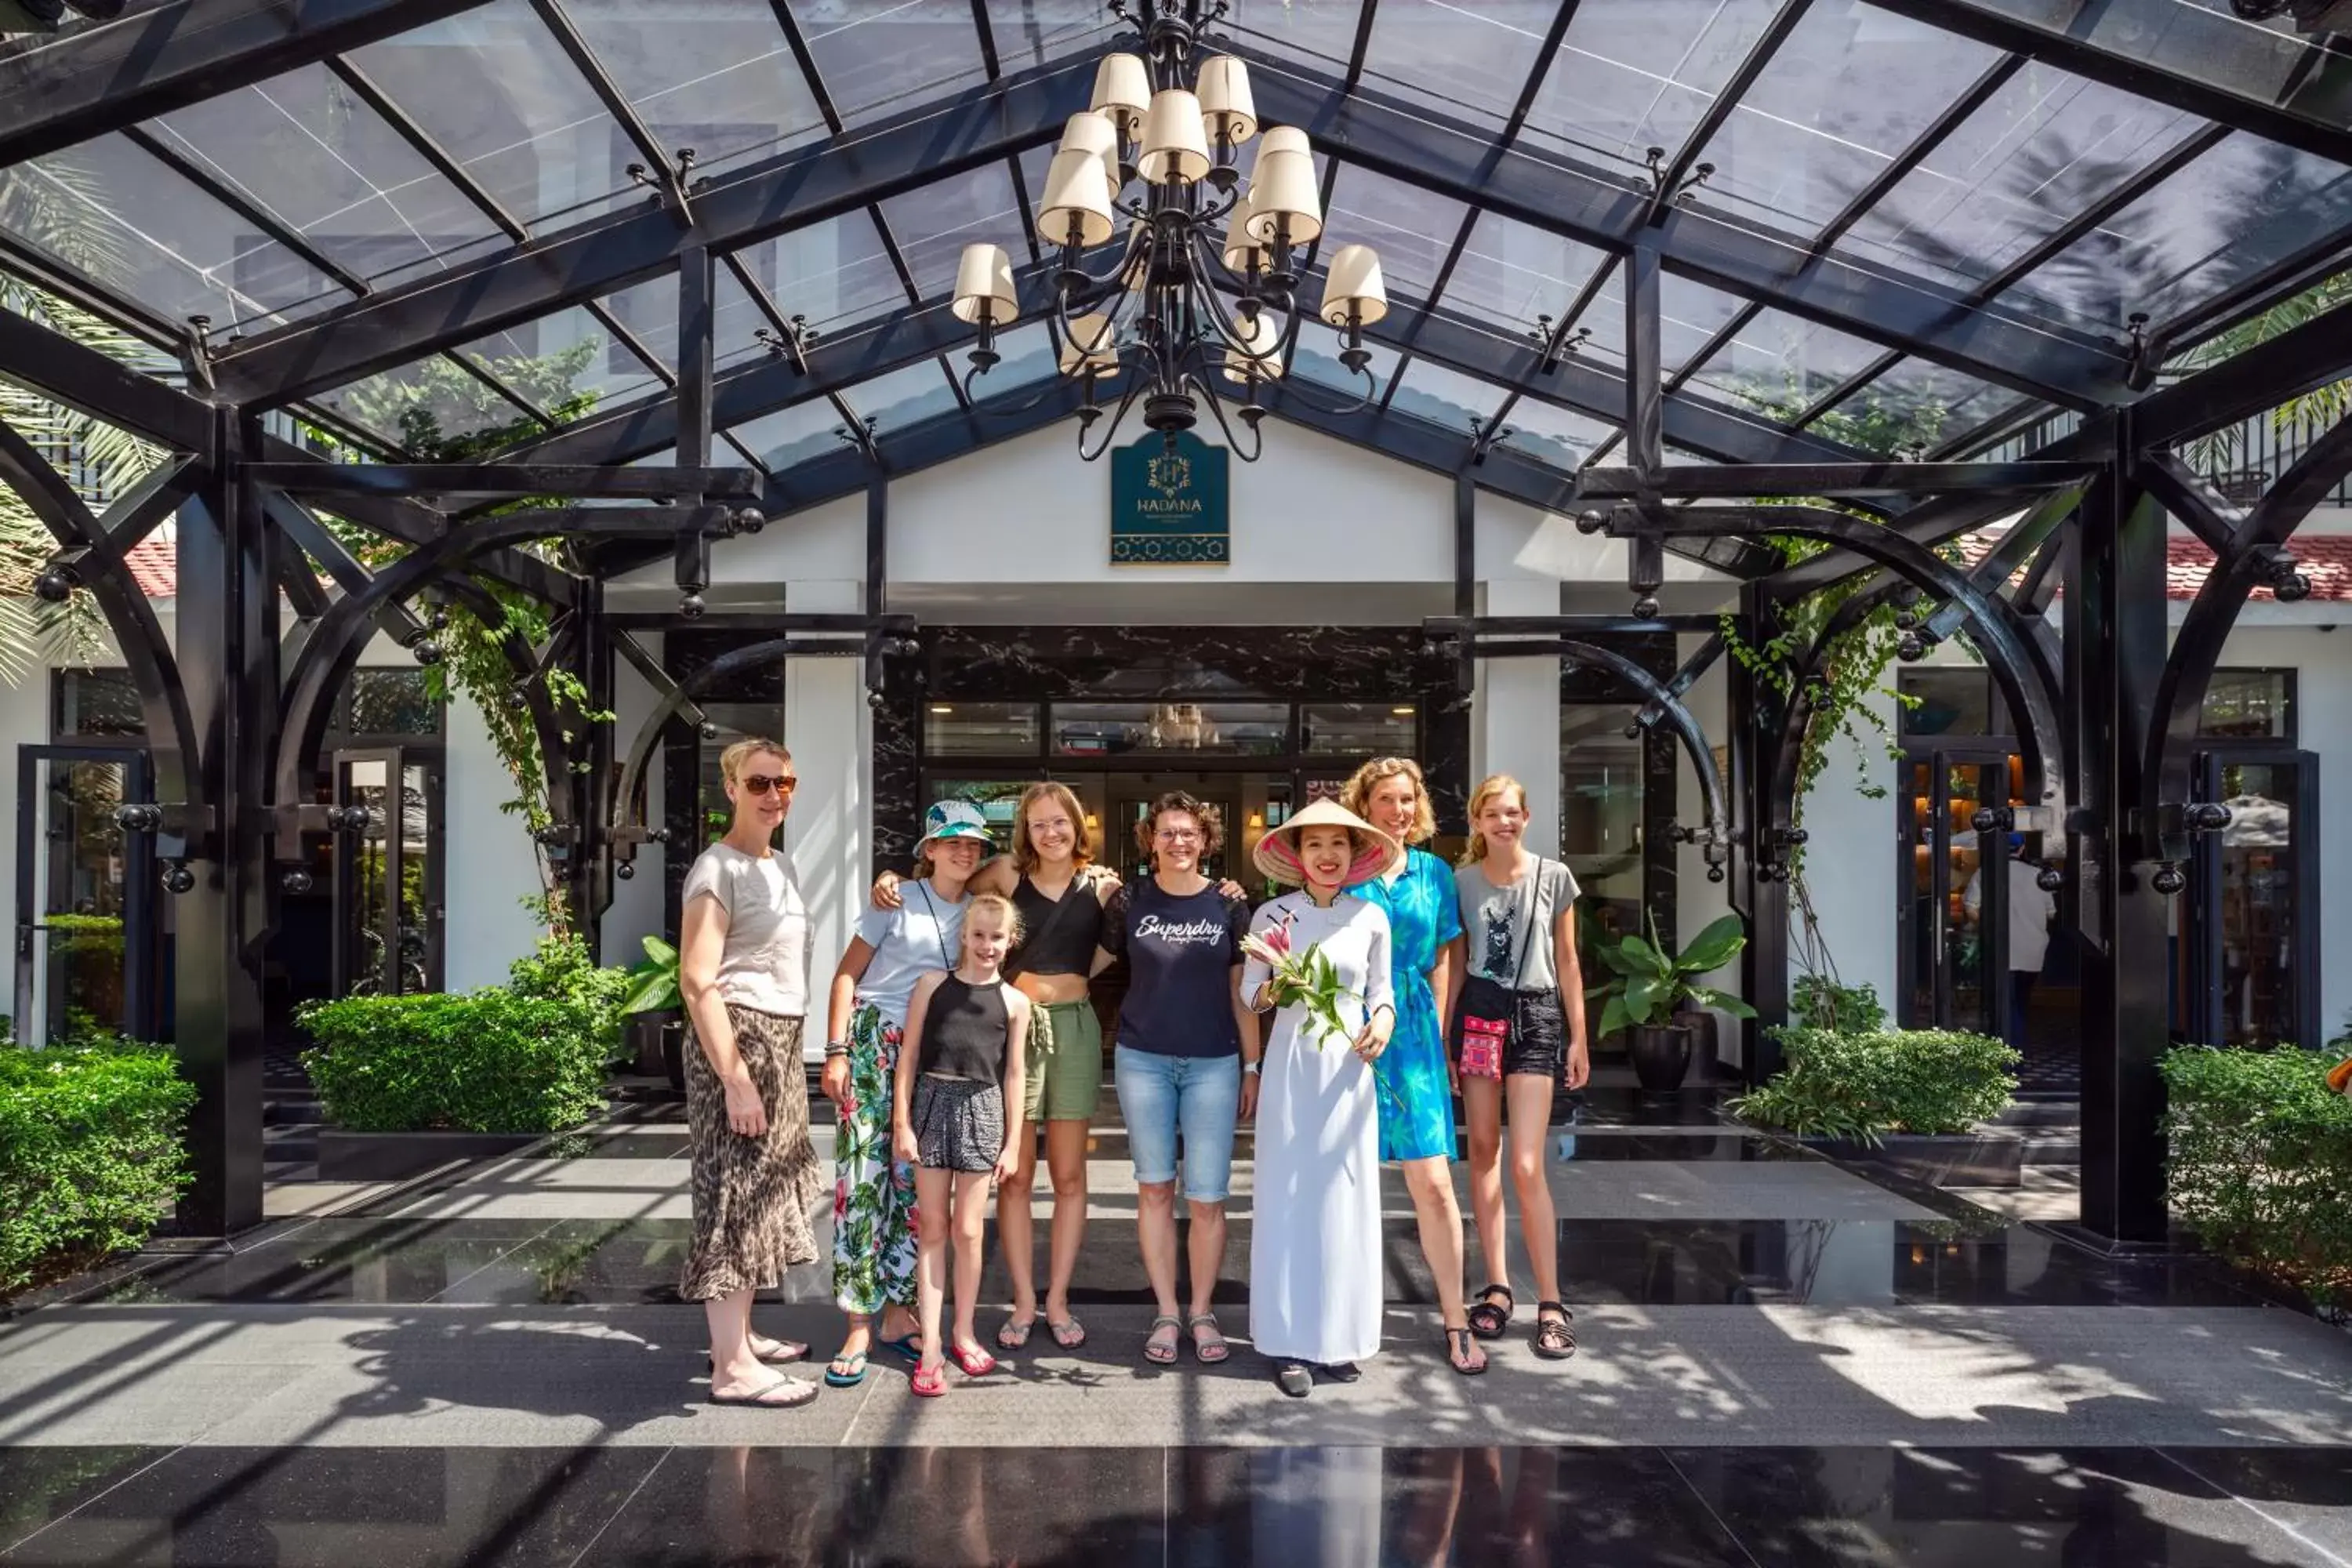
[1293, 333, 1399, 403]
[1962, 0, 2347, 110]
[1688, 2, 2002, 240]
[1836, 62, 2206, 306]
[1520, 0, 1788, 177]
[733, 210, 901, 339]
[342, 0, 640, 232]
[784, 1, 988, 131]
[975, 323, 1055, 393]
[1320, 165, 1469, 307]
[1219, 0, 1366, 71]
[143, 63, 506, 295]
[1385, 358, 1508, 434]
[458, 304, 668, 412]
[1446, 210, 1610, 336]
[839, 357, 960, 431]
[989, 5, 1122, 73]
[879, 163, 1022, 302]
[1504, 397, 1616, 470]
[1574, 266, 1748, 374]
[565, 2, 829, 178]
[2, 133, 340, 332]
[1354, 0, 1559, 130]
[1825, 358, 2031, 457]
[725, 396, 848, 471]
[1682, 307, 1884, 418]
[312, 355, 551, 453]
[1996, 131, 2352, 332]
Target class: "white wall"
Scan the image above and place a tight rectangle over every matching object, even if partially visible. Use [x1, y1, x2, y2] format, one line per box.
[441, 693, 546, 991]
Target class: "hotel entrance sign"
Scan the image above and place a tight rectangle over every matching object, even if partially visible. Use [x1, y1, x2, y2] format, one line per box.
[1110, 431, 1229, 564]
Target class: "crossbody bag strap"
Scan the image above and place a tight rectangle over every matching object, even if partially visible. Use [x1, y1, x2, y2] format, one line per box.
[1003, 869, 1095, 982]
[1508, 858, 1551, 993]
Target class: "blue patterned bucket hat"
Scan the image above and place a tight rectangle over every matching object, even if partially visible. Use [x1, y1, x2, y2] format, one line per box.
[920, 798, 993, 848]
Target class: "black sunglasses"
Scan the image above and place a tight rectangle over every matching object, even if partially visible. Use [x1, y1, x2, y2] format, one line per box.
[740, 774, 798, 796]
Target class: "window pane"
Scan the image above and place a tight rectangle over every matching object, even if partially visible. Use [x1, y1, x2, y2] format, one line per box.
[1293, 334, 1398, 402]
[1320, 165, 1469, 307]
[878, 163, 1022, 303]
[1681, 307, 1886, 418]
[56, 670, 145, 739]
[1506, 397, 1616, 468]
[727, 397, 848, 471]
[1221, 0, 1366, 70]
[843, 358, 960, 434]
[2199, 670, 2292, 739]
[459, 305, 668, 411]
[343, 0, 640, 230]
[1997, 133, 2352, 332]
[315, 311, 626, 453]
[1573, 263, 1748, 373]
[924, 702, 1042, 757]
[1384, 359, 1505, 434]
[1900, 670, 2005, 737]
[1051, 702, 1290, 757]
[347, 670, 441, 736]
[1446, 210, 1611, 335]
[566, 2, 829, 179]
[1958, 0, 2343, 111]
[731, 212, 902, 347]
[1301, 702, 1417, 756]
[1358, 1, 1568, 132]
[1838, 63, 2205, 300]
[782, 1, 985, 129]
[989, 3, 1120, 73]
[1687, 2, 2003, 239]
[1523, 0, 1788, 172]
[1827, 358, 2031, 457]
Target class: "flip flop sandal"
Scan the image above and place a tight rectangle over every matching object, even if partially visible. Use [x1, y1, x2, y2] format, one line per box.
[1275, 1362, 1313, 1399]
[1186, 1312, 1230, 1364]
[949, 1344, 998, 1377]
[1445, 1327, 1490, 1377]
[1048, 1316, 1087, 1350]
[1533, 1302, 1577, 1361]
[823, 1352, 870, 1388]
[707, 1341, 809, 1368]
[706, 1374, 818, 1409]
[880, 1332, 924, 1364]
[910, 1364, 948, 1399]
[1142, 1314, 1182, 1365]
[996, 1315, 1036, 1350]
[1467, 1283, 1514, 1341]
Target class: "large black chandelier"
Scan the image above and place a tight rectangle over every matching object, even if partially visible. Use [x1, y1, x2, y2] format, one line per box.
[950, 0, 1389, 462]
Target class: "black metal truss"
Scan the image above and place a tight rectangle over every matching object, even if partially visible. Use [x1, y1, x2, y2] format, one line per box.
[1575, 462, 2097, 499]
[0, 0, 498, 169]
[2132, 299, 2352, 448]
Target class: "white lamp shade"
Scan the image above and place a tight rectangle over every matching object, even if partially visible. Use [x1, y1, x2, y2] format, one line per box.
[1091, 53, 1149, 136]
[1195, 56, 1257, 144]
[1060, 111, 1122, 188]
[1038, 147, 1116, 248]
[950, 242, 1017, 325]
[1137, 89, 1210, 185]
[1319, 243, 1388, 328]
[1059, 312, 1120, 377]
[1218, 311, 1286, 383]
[1221, 187, 1267, 270]
[1258, 125, 1311, 160]
[1243, 147, 1322, 245]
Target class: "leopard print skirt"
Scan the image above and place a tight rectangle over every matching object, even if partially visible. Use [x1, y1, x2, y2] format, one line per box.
[679, 1006, 825, 1301]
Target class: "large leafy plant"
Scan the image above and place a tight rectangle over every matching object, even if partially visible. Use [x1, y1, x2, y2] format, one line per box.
[2161, 1045, 2352, 1312]
[622, 936, 681, 1015]
[1585, 913, 1757, 1039]
[1731, 1026, 2017, 1142]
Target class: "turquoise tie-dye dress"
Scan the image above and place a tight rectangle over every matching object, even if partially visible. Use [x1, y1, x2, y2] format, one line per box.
[1348, 847, 1463, 1162]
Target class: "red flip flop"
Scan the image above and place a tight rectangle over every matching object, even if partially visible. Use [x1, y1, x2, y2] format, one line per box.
[949, 1343, 997, 1377]
[910, 1363, 948, 1398]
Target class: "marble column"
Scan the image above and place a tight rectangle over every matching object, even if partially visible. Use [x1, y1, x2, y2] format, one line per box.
[1476, 579, 1564, 858]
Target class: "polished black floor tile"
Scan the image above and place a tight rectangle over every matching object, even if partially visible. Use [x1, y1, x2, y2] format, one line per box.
[97, 1217, 563, 1305]
[434, 1219, 830, 1307]
[528, 1129, 691, 1160]
[2159, 1447, 2352, 1563]
[1664, 1446, 2343, 1567]
[0, 1446, 660, 1567]
[0, 1448, 162, 1558]
[579, 1446, 1168, 1567]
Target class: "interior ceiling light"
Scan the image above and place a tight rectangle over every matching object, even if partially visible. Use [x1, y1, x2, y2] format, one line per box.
[951, 0, 1387, 463]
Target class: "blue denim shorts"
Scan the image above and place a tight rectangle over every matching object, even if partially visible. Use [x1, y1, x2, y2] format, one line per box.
[1113, 1046, 1241, 1202]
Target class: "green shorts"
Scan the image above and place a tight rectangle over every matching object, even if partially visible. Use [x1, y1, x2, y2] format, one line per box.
[1022, 1000, 1105, 1124]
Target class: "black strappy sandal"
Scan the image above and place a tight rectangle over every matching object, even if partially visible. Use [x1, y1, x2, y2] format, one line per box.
[1533, 1301, 1577, 1361]
[1445, 1327, 1490, 1376]
[1467, 1283, 1514, 1341]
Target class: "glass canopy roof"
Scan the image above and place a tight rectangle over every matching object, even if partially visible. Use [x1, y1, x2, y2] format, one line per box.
[4, 0, 2348, 484]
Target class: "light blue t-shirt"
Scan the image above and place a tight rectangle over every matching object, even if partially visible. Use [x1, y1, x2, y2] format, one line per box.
[853, 880, 968, 1027]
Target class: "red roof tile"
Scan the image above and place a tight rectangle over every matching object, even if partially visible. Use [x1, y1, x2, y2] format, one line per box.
[1955, 532, 2352, 602]
[123, 535, 175, 597]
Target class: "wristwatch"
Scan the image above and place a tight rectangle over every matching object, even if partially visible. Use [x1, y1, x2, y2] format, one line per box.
[1242, 1059, 1262, 1076]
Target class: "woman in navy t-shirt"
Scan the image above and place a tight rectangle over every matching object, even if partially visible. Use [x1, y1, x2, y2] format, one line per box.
[1091, 789, 1257, 1368]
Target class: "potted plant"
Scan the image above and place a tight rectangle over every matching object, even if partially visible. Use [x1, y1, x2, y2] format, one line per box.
[622, 936, 688, 1093]
[1587, 913, 1756, 1091]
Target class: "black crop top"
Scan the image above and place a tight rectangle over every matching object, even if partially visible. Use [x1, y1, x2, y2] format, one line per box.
[916, 974, 1011, 1083]
[1009, 873, 1108, 976]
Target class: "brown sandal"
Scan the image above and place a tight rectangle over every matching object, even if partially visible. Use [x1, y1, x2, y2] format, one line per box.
[1445, 1326, 1489, 1376]
[1187, 1312, 1230, 1364]
[1142, 1315, 1182, 1365]
[1467, 1283, 1513, 1341]
[1533, 1301, 1577, 1361]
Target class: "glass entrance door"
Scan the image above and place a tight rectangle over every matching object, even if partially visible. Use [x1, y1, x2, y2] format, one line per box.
[1897, 751, 2013, 1036]
[13, 745, 157, 1043]
[332, 749, 444, 997]
[2191, 751, 2318, 1047]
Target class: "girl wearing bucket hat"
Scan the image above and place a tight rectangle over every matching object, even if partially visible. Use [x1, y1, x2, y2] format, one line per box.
[1241, 797, 1400, 1398]
[818, 798, 992, 1385]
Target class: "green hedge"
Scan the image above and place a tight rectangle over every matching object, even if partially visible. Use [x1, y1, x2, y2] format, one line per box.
[0, 1037, 194, 1298]
[2162, 1046, 2352, 1309]
[1731, 1026, 2019, 1142]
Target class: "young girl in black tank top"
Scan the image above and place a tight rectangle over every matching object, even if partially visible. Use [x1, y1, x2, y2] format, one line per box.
[892, 893, 1032, 1398]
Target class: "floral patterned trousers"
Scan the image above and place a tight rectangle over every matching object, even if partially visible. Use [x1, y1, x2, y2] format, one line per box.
[833, 1001, 920, 1315]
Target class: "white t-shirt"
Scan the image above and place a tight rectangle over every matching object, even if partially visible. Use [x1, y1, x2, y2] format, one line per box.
[1965, 862, 2056, 975]
[681, 842, 812, 1015]
[852, 880, 969, 1029]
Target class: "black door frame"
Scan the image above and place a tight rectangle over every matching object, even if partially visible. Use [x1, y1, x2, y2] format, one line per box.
[329, 746, 447, 996]
[1894, 743, 2015, 1034]
[13, 742, 158, 1043]
[2189, 745, 2320, 1048]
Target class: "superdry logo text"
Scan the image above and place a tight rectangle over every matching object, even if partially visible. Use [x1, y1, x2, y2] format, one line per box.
[1134, 914, 1229, 945]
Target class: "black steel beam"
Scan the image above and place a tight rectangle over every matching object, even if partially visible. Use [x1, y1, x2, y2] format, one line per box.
[205, 56, 1093, 405]
[528, 0, 685, 210]
[243, 463, 759, 499]
[325, 56, 528, 241]
[0, 303, 211, 452]
[2132, 300, 2352, 448]
[1643, 0, 1813, 226]
[120, 125, 373, 298]
[1576, 462, 2096, 499]
[1864, 0, 2352, 169]
[1624, 241, 1664, 477]
[1767, 484, 2078, 597]
[1235, 47, 2135, 409]
[2136, 452, 2241, 556]
[1497, 1, 1583, 145]
[0, 0, 497, 169]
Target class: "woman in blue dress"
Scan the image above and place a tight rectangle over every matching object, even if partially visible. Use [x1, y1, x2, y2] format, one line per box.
[1341, 757, 1484, 1376]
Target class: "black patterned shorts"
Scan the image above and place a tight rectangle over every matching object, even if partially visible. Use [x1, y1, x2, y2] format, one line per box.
[913, 1075, 1006, 1173]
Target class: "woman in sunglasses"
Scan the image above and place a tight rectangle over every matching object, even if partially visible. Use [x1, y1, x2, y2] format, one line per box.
[675, 739, 825, 1408]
